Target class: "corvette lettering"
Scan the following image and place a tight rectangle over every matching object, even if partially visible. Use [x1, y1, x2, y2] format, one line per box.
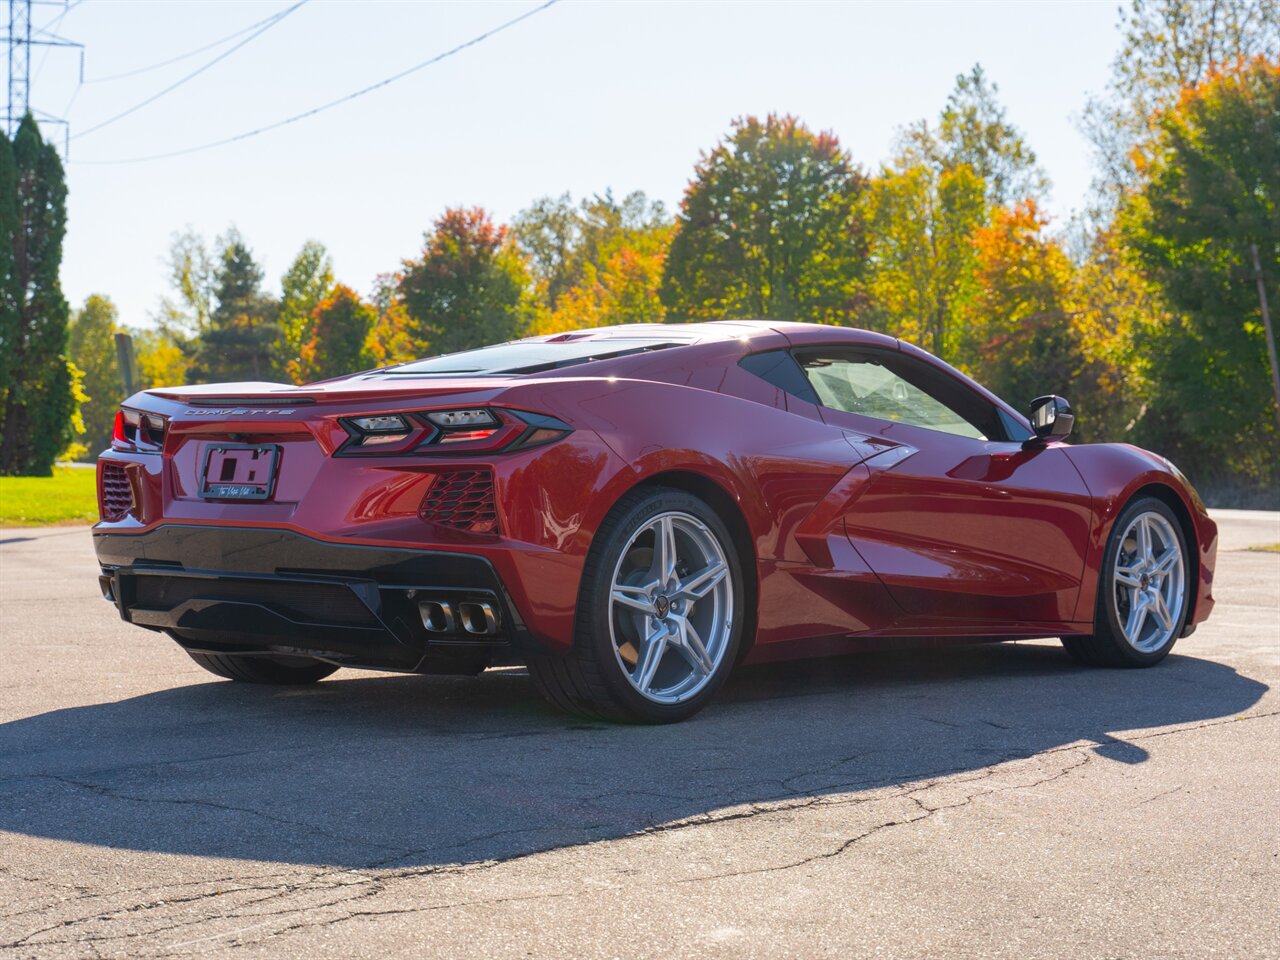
[183, 408, 297, 416]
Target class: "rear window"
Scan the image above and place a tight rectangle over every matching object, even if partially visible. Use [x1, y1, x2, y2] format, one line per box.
[380, 339, 683, 377]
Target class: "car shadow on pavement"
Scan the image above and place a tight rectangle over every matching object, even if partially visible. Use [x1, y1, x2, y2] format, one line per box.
[0, 642, 1267, 869]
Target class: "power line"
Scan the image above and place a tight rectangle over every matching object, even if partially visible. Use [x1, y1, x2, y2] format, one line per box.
[72, 0, 309, 140]
[74, 0, 560, 166]
[84, 5, 301, 84]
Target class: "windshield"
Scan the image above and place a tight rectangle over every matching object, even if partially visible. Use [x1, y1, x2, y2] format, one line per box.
[379, 339, 682, 377]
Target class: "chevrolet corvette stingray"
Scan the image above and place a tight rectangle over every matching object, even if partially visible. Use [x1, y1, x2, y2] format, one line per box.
[93, 321, 1217, 722]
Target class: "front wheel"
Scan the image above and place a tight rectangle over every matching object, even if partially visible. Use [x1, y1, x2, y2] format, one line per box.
[1063, 497, 1190, 667]
[527, 486, 745, 723]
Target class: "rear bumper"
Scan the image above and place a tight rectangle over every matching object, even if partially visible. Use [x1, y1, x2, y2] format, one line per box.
[93, 524, 536, 672]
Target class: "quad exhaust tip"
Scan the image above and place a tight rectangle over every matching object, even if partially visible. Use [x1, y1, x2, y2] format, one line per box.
[458, 601, 499, 636]
[418, 599, 499, 636]
[419, 600, 455, 633]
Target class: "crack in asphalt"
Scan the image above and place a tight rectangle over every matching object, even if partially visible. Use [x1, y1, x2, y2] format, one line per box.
[3, 709, 1277, 953]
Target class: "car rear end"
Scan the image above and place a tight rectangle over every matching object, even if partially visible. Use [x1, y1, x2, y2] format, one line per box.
[93, 378, 621, 675]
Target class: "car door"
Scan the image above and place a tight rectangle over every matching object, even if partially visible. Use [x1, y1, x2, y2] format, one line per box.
[792, 346, 1093, 627]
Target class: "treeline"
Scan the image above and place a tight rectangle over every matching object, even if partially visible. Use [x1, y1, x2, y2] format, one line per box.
[55, 1, 1280, 500]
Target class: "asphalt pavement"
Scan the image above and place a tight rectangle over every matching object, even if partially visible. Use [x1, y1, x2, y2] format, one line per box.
[1, 510, 1277, 959]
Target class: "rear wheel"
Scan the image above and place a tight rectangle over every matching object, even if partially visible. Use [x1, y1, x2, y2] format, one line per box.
[527, 486, 745, 723]
[1063, 497, 1190, 667]
[185, 651, 338, 685]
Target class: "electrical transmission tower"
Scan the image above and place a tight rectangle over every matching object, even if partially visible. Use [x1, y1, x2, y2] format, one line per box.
[4, 0, 81, 150]
[6, 0, 28, 136]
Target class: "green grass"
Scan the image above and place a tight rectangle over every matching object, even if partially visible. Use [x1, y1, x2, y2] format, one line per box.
[0, 466, 99, 526]
[1247, 543, 1280, 553]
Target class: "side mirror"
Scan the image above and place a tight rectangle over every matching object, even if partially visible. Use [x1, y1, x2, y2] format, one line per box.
[1027, 395, 1074, 442]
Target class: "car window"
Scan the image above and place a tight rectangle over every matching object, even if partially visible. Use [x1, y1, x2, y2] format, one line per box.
[738, 350, 819, 404]
[795, 350, 997, 440]
[379, 339, 684, 377]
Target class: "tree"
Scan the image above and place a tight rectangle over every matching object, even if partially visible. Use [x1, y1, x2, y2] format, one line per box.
[1120, 57, 1280, 485]
[397, 207, 533, 356]
[514, 189, 671, 325]
[1083, 0, 1279, 207]
[133, 328, 188, 390]
[518, 191, 674, 334]
[0, 116, 81, 476]
[189, 230, 281, 383]
[297, 285, 376, 382]
[157, 228, 217, 338]
[68, 295, 124, 459]
[276, 240, 334, 381]
[660, 114, 868, 324]
[864, 126, 988, 361]
[1068, 228, 1168, 444]
[938, 64, 1048, 207]
[512, 193, 580, 311]
[960, 201, 1082, 407]
[363, 272, 417, 367]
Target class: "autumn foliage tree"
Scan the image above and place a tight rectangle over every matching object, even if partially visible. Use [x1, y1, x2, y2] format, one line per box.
[276, 240, 334, 381]
[1121, 57, 1280, 484]
[297, 285, 376, 382]
[398, 207, 533, 356]
[661, 114, 868, 324]
[865, 131, 987, 362]
[961, 201, 1082, 408]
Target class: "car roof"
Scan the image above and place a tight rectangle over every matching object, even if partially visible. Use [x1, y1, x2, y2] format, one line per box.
[527, 320, 893, 347]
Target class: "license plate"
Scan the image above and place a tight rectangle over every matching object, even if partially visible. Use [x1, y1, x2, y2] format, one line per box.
[200, 444, 279, 500]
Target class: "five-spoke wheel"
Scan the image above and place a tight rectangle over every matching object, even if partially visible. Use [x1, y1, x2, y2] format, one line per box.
[1063, 496, 1190, 667]
[1111, 511, 1186, 653]
[526, 486, 745, 723]
[608, 512, 734, 704]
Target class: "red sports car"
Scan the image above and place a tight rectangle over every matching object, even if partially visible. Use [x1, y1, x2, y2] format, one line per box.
[94, 322, 1217, 722]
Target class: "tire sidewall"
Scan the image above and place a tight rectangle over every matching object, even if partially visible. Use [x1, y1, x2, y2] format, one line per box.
[1098, 497, 1190, 665]
[582, 488, 745, 723]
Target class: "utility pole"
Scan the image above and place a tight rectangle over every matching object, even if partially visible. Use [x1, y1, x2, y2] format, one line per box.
[1251, 243, 1280, 432]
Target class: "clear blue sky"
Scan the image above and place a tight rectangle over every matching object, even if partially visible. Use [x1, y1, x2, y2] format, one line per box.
[32, 0, 1123, 328]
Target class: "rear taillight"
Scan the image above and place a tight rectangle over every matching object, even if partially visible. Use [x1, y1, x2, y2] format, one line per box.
[337, 408, 571, 457]
[112, 409, 166, 452]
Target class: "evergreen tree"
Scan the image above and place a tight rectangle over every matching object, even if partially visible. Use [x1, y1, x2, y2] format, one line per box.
[0, 115, 79, 475]
[189, 230, 281, 383]
[68, 295, 124, 459]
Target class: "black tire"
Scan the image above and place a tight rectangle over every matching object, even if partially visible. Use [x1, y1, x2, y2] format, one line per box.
[185, 651, 338, 685]
[1063, 496, 1190, 668]
[526, 486, 746, 724]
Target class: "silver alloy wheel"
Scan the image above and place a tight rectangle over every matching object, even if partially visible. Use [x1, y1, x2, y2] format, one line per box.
[608, 511, 734, 704]
[1113, 511, 1186, 653]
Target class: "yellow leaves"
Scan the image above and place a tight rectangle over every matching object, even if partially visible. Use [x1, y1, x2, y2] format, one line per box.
[534, 240, 670, 334]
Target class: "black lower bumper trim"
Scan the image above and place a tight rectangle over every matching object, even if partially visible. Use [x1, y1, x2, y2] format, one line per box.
[94, 524, 533, 671]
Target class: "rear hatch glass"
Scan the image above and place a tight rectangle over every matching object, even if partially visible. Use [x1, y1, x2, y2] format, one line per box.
[372, 339, 684, 378]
